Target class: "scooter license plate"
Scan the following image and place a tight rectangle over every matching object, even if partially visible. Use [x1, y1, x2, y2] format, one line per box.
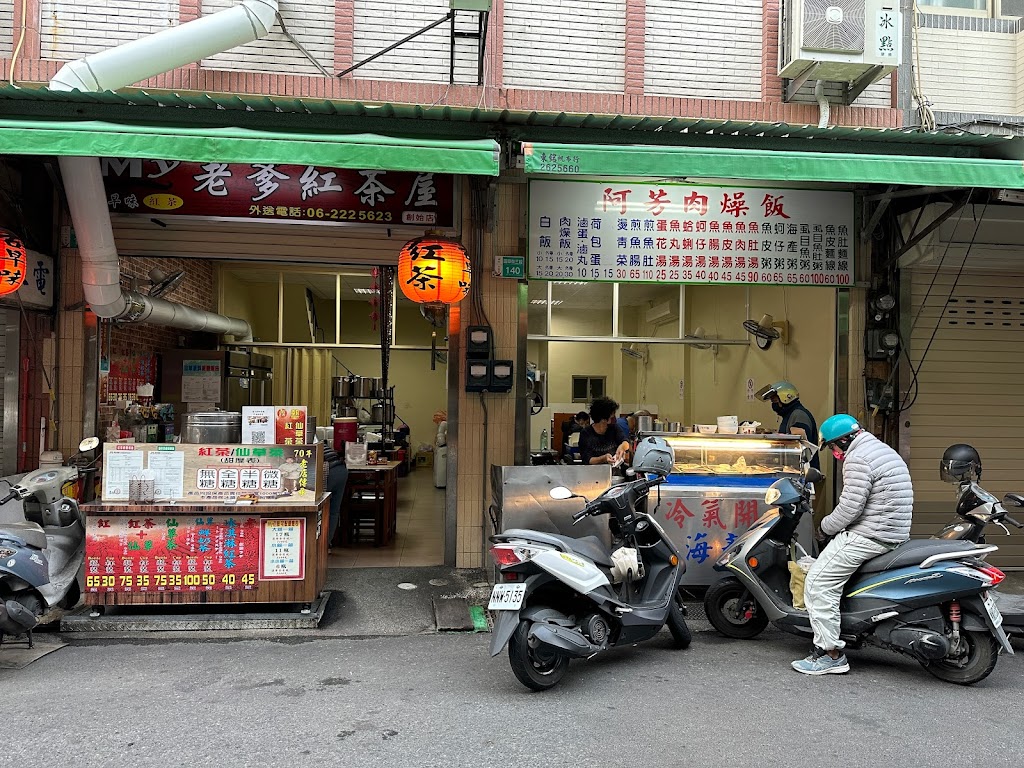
[983, 592, 1004, 629]
[488, 583, 526, 611]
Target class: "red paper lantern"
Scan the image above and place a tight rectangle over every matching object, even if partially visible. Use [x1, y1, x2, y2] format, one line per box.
[397, 235, 471, 305]
[0, 228, 26, 297]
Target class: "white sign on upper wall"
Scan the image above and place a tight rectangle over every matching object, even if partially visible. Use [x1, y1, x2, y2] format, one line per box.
[528, 179, 855, 287]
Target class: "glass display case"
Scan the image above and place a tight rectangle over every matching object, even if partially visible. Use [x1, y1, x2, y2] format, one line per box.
[662, 433, 805, 478]
[637, 432, 813, 586]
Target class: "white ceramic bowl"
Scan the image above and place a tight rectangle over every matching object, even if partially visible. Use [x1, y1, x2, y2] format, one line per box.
[696, 424, 718, 434]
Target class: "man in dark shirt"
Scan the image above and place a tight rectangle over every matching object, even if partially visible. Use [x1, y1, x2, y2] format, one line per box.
[756, 380, 824, 522]
[560, 411, 591, 461]
[579, 396, 631, 467]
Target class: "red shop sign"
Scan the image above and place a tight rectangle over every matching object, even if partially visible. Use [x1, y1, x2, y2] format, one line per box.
[100, 158, 455, 228]
[85, 514, 261, 593]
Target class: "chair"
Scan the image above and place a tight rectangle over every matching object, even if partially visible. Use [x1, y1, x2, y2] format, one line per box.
[342, 469, 396, 547]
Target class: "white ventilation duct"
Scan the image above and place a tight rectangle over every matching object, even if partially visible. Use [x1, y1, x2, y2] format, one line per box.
[48, 0, 280, 340]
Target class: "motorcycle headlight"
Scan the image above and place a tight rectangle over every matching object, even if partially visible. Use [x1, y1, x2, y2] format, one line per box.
[765, 487, 781, 505]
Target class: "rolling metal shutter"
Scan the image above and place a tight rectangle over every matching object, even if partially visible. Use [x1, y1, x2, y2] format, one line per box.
[908, 269, 1024, 568]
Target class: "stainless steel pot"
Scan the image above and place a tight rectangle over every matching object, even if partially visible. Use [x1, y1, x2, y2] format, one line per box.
[182, 411, 242, 444]
[355, 377, 381, 399]
[636, 415, 654, 434]
[667, 421, 682, 433]
[332, 376, 354, 399]
[336, 406, 359, 418]
[370, 403, 386, 423]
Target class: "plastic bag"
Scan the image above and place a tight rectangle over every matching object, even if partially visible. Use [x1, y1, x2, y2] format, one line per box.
[788, 561, 807, 610]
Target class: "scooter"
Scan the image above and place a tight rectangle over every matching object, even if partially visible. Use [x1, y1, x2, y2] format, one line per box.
[932, 479, 1024, 639]
[0, 437, 99, 644]
[704, 467, 1013, 685]
[488, 470, 690, 691]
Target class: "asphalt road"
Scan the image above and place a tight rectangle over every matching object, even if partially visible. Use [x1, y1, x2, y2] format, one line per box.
[4, 623, 1023, 768]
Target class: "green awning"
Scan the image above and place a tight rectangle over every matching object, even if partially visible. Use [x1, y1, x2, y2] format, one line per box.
[522, 141, 1024, 189]
[0, 119, 501, 175]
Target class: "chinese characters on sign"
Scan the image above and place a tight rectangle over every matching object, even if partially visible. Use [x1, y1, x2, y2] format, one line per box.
[85, 515, 260, 593]
[100, 444, 320, 504]
[659, 496, 765, 571]
[259, 518, 306, 580]
[100, 158, 455, 227]
[529, 180, 854, 287]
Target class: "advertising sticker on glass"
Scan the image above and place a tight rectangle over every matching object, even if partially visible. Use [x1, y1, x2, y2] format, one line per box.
[528, 179, 854, 287]
[100, 158, 455, 228]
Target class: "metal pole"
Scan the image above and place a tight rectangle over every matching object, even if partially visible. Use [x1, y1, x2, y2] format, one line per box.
[337, 12, 454, 78]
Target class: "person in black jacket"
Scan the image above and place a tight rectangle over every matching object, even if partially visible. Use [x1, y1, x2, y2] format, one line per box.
[560, 411, 590, 461]
[578, 396, 630, 467]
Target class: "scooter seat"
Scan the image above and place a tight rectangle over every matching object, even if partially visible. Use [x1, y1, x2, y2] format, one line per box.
[0, 521, 46, 550]
[857, 539, 979, 575]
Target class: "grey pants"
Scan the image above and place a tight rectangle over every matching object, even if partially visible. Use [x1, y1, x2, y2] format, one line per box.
[803, 531, 892, 651]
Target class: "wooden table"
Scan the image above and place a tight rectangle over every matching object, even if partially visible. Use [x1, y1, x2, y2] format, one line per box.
[82, 495, 330, 607]
[341, 461, 399, 547]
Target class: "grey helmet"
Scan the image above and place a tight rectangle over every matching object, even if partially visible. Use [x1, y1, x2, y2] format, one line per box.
[633, 436, 674, 477]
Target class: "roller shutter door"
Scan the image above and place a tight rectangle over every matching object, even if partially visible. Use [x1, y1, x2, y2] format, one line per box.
[908, 269, 1024, 568]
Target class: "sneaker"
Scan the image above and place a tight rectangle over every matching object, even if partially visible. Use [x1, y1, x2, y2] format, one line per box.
[791, 649, 850, 675]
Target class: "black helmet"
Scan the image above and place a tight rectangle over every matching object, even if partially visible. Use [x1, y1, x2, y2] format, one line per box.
[940, 444, 982, 484]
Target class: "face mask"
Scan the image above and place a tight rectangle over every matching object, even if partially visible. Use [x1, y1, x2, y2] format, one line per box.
[831, 447, 845, 461]
[771, 401, 785, 415]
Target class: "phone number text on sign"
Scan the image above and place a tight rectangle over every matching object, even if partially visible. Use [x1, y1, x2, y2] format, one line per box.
[528, 180, 854, 286]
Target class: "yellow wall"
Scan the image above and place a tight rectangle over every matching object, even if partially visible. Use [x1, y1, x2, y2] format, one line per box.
[220, 273, 447, 451]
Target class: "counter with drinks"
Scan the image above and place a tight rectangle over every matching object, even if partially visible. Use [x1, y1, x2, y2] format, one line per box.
[83, 440, 330, 608]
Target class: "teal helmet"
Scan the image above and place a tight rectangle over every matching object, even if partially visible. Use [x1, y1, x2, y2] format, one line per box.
[819, 414, 862, 451]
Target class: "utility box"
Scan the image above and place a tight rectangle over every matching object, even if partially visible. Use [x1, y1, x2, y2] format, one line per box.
[451, 0, 493, 10]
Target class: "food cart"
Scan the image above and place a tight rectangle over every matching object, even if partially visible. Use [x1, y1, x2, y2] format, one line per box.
[83, 442, 329, 611]
[639, 432, 814, 587]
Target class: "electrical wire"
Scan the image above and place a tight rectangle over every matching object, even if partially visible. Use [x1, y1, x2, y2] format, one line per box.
[9, 0, 27, 87]
[900, 199, 989, 412]
[910, 2, 936, 132]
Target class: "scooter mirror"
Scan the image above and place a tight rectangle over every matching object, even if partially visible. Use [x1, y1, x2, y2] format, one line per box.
[79, 436, 100, 453]
[549, 486, 574, 500]
[804, 466, 824, 485]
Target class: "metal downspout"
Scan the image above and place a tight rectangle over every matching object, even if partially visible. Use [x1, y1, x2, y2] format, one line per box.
[48, 0, 281, 340]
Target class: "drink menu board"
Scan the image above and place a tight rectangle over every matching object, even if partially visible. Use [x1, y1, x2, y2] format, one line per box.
[101, 443, 321, 504]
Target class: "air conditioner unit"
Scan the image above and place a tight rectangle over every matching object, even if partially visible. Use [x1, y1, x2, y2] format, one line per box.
[645, 300, 678, 326]
[779, 0, 901, 95]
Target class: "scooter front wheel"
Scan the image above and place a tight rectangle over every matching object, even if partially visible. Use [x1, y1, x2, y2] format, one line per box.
[704, 577, 769, 639]
[666, 588, 692, 649]
[508, 620, 569, 691]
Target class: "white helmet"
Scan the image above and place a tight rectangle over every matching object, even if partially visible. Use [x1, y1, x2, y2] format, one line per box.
[633, 436, 674, 477]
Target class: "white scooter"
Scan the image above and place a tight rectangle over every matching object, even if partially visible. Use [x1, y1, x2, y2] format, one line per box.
[0, 437, 99, 644]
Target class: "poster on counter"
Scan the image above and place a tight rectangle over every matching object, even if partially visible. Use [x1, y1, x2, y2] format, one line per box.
[181, 359, 222, 403]
[528, 179, 854, 287]
[85, 514, 260, 593]
[100, 158, 457, 228]
[275, 406, 308, 445]
[242, 406, 275, 445]
[259, 518, 306, 580]
[100, 443, 320, 504]
[102, 447, 146, 500]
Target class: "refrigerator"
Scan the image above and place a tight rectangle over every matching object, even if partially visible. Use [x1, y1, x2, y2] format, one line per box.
[160, 350, 275, 430]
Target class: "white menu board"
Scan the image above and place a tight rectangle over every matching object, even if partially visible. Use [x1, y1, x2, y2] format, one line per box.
[528, 180, 854, 286]
[181, 359, 222, 403]
[147, 450, 185, 500]
[259, 518, 306, 580]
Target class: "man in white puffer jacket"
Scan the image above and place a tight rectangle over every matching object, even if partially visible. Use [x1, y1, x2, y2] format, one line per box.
[792, 414, 913, 676]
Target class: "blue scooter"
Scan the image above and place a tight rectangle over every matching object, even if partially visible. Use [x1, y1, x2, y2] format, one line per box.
[703, 467, 1013, 685]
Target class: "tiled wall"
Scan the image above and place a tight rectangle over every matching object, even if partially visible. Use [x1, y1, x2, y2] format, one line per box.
[40, 1, 177, 60]
[915, 27, 1018, 115]
[0, 1, 13, 55]
[454, 180, 522, 568]
[201, 0, 335, 75]
[503, 0, 626, 92]
[645, 0, 762, 101]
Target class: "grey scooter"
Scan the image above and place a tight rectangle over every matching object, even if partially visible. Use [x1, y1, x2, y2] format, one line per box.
[0, 437, 99, 644]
